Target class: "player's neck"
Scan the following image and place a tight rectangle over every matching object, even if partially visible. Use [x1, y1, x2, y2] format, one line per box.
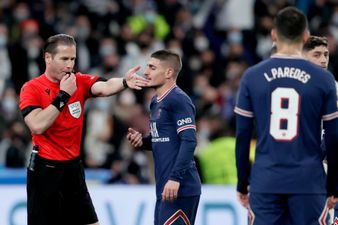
[276, 42, 303, 57]
[156, 81, 176, 98]
[44, 70, 59, 83]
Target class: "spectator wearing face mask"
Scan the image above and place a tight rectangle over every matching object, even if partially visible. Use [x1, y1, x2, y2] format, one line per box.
[8, 2, 31, 44]
[9, 19, 44, 94]
[0, 22, 11, 97]
[1, 86, 20, 122]
[4, 120, 30, 168]
[90, 38, 121, 78]
[73, 15, 97, 72]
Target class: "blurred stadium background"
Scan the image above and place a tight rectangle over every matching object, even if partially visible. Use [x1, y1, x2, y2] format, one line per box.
[0, 0, 337, 224]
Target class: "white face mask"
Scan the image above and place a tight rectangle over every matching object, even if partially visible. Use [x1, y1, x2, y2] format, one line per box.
[144, 11, 156, 22]
[194, 36, 209, 52]
[330, 25, 338, 42]
[228, 31, 243, 44]
[169, 48, 183, 57]
[28, 47, 40, 58]
[14, 7, 29, 22]
[99, 45, 116, 57]
[2, 96, 17, 113]
[77, 26, 90, 40]
[0, 34, 7, 47]
[332, 13, 338, 26]
[94, 98, 110, 111]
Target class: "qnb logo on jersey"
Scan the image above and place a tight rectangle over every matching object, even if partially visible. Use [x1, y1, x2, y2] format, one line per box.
[177, 117, 192, 126]
[177, 117, 196, 133]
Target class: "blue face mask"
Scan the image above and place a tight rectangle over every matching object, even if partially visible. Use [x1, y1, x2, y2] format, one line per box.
[99, 45, 115, 57]
[228, 31, 243, 44]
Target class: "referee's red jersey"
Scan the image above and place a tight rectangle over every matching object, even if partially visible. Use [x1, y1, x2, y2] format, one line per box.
[19, 73, 99, 160]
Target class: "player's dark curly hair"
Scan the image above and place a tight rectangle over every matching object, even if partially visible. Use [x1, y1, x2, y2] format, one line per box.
[303, 36, 328, 52]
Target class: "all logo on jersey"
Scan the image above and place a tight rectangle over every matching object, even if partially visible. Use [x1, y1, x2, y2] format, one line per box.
[150, 121, 170, 142]
[68, 101, 81, 119]
[150, 122, 159, 137]
[45, 88, 50, 95]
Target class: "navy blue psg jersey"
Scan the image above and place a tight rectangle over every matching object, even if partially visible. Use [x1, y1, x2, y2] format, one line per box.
[149, 85, 201, 198]
[235, 55, 338, 194]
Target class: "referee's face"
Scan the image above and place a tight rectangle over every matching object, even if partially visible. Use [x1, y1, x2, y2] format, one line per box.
[46, 44, 76, 82]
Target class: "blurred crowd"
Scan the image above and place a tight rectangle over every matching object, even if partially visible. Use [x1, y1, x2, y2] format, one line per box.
[0, 0, 338, 185]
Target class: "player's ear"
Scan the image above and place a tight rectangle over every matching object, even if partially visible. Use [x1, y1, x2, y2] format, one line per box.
[165, 68, 174, 79]
[303, 30, 310, 43]
[271, 29, 277, 42]
[45, 52, 51, 64]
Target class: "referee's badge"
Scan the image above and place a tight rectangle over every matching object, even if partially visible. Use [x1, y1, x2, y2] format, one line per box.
[68, 101, 82, 119]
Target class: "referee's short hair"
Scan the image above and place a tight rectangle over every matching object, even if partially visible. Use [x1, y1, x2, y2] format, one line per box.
[43, 34, 76, 57]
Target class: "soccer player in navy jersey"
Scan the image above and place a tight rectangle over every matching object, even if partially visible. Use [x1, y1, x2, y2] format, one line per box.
[19, 34, 148, 225]
[127, 50, 201, 225]
[303, 36, 329, 70]
[235, 7, 338, 225]
[303, 35, 338, 224]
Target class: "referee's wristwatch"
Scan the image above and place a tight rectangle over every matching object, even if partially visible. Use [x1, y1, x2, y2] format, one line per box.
[52, 90, 71, 111]
[123, 78, 129, 88]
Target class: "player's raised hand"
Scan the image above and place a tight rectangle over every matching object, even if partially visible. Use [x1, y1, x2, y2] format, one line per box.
[124, 65, 149, 90]
[60, 72, 77, 95]
[162, 180, 180, 202]
[127, 128, 143, 148]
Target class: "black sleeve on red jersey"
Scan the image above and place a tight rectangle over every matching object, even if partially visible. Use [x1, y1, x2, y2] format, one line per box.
[89, 77, 107, 97]
[21, 106, 41, 118]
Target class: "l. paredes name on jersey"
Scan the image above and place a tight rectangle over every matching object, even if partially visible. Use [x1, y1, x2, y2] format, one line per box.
[264, 67, 311, 83]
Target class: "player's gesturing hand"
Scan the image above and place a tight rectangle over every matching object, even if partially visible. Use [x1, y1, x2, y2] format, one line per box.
[124, 65, 149, 90]
[162, 180, 180, 201]
[60, 72, 77, 95]
[327, 196, 338, 209]
[127, 128, 143, 148]
[237, 192, 249, 209]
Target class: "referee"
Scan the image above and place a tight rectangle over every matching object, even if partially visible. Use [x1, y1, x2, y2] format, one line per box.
[19, 34, 148, 225]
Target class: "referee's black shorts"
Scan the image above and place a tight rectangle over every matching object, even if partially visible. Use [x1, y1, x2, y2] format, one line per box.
[27, 155, 98, 225]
